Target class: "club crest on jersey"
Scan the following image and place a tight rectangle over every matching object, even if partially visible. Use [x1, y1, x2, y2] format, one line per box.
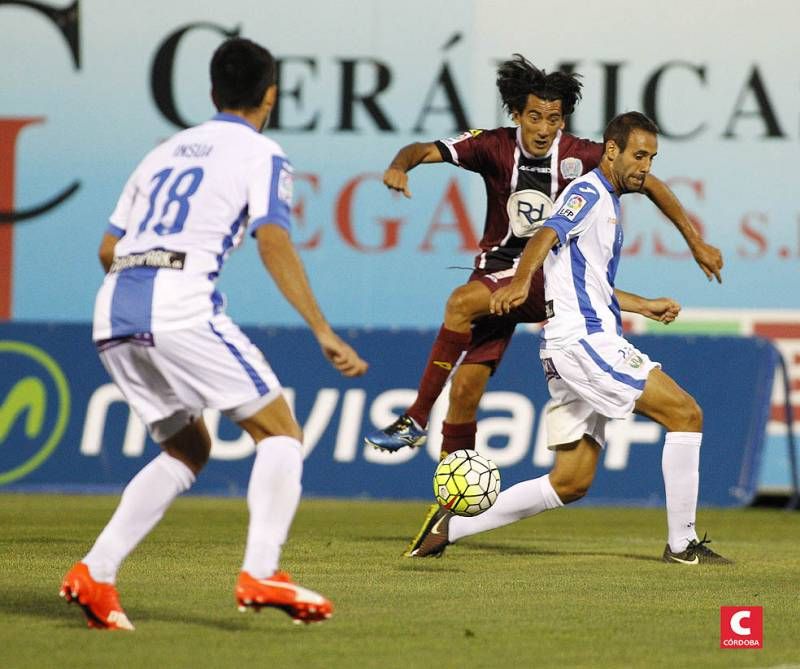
[506, 189, 554, 238]
[626, 353, 644, 369]
[560, 157, 583, 180]
[557, 193, 587, 220]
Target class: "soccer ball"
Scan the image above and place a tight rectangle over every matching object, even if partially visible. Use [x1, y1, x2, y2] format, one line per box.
[433, 449, 501, 517]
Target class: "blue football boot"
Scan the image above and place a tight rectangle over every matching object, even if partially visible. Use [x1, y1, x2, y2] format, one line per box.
[364, 414, 427, 452]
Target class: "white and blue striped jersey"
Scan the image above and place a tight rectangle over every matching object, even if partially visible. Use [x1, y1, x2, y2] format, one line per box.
[93, 113, 293, 341]
[540, 168, 623, 348]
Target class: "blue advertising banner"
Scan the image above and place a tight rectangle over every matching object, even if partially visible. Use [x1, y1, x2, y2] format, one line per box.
[0, 323, 777, 506]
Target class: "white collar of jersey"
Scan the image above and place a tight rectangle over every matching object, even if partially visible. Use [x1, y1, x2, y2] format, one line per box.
[516, 127, 561, 160]
[593, 167, 617, 194]
[211, 112, 258, 132]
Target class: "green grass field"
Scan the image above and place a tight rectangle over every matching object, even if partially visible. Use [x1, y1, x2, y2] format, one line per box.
[1, 494, 798, 669]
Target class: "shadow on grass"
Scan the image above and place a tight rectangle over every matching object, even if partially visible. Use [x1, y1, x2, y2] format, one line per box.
[396, 562, 465, 573]
[351, 534, 416, 543]
[461, 542, 662, 562]
[351, 533, 662, 563]
[129, 605, 264, 632]
[0, 588, 79, 629]
[0, 589, 275, 633]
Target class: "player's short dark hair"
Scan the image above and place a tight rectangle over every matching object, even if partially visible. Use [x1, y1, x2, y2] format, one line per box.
[210, 38, 275, 111]
[496, 54, 583, 117]
[603, 112, 659, 151]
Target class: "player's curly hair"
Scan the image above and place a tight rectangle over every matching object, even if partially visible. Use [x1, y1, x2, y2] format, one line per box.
[211, 38, 275, 111]
[496, 54, 583, 117]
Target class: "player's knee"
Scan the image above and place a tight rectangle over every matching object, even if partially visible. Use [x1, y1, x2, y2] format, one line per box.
[161, 419, 212, 475]
[165, 442, 210, 475]
[550, 473, 592, 504]
[238, 398, 303, 443]
[192, 446, 211, 471]
[260, 422, 303, 443]
[449, 377, 483, 415]
[667, 396, 703, 432]
[270, 417, 303, 442]
[445, 285, 482, 323]
[445, 288, 468, 319]
[686, 398, 703, 431]
[553, 480, 591, 504]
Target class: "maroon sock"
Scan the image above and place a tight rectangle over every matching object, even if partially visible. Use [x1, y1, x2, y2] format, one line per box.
[440, 421, 478, 457]
[407, 326, 471, 427]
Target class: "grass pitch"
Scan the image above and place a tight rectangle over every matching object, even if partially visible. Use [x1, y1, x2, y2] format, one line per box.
[1, 494, 798, 669]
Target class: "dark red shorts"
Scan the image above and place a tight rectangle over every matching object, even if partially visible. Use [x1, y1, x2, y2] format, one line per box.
[463, 267, 546, 371]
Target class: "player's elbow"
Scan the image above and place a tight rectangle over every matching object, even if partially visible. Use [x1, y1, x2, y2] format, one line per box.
[256, 224, 292, 261]
[97, 233, 119, 272]
[98, 245, 114, 272]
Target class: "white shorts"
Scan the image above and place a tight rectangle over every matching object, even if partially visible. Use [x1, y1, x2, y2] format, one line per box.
[97, 314, 282, 442]
[540, 332, 660, 448]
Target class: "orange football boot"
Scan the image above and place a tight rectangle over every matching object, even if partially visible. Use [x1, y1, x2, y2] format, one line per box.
[235, 570, 332, 624]
[59, 562, 135, 631]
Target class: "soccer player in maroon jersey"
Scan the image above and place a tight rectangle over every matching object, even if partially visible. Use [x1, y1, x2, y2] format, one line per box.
[365, 54, 722, 459]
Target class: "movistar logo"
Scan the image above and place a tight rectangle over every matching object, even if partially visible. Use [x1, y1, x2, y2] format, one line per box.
[0, 341, 70, 485]
[0, 377, 47, 440]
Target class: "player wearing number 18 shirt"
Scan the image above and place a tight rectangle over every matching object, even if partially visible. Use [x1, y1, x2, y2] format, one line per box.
[60, 37, 367, 631]
[93, 109, 294, 339]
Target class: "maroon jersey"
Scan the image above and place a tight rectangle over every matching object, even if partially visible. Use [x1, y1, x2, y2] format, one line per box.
[435, 127, 602, 272]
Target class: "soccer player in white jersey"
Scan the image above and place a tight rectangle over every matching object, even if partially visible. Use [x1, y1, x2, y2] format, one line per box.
[59, 37, 368, 630]
[407, 112, 730, 565]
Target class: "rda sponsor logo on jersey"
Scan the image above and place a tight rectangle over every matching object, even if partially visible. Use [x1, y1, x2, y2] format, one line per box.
[0, 341, 71, 485]
[506, 190, 554, 238]
[720, 606, 763, 649]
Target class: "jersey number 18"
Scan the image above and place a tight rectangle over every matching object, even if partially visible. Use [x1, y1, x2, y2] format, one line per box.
[137, 166, 204, 236]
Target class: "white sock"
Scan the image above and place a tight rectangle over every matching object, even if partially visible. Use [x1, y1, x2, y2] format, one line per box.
[83, 452, 195, 583]
[662, 431, 701, 553]
[241, 436, 303, 579]
[449, 474, 563, 543]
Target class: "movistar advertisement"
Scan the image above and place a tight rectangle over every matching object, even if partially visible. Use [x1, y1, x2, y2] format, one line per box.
[0, 323, 776, 507]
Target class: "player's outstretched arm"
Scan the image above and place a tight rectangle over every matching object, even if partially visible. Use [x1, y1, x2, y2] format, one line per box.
[641, 174, 723, 283]
[98, 232, 119, 273]
[383, 142, 443, 198]
[256, 225, 368, 377]
[489, 227, 559, 315]
[615, 288, 681, 324]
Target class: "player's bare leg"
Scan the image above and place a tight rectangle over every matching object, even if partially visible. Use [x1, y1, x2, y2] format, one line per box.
[365, 281, 492, 452]
[410, 282, 492, 426]
[635, 368, 731, 564]
[61, 417, 208, 629]
[548, 437, 602, 503]
[162, 417, 212, 474]
[235, 395, 332, 623]
[439, 362, 491, 456]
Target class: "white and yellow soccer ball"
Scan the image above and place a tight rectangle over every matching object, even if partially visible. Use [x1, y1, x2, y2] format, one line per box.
[433, 449, 501, 516]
